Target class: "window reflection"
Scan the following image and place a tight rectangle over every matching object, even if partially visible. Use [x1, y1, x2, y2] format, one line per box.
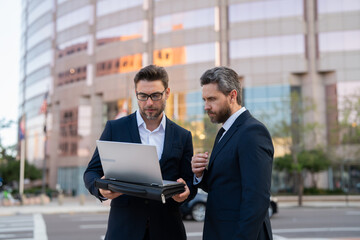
[318, 0, 360, 14]
[319, 31, 360, 52]
[57, 66, 87, 86]
[154, 8, 214, 34]
[96, 0, 143, 17]
[27, 23, 53, 50]
[96, 21, 143, 46]
[229, 0, 303, 23]
[59, 108, 78, 156]
[244, 85, 292, 129]
[28, 0, 53, 25]
[153, 47, 186, 67]
[58, 42, 88, 58]
[154, 43, 215, 67]
[230, 35, 304, 59]
[26, 50, 53, 75]
[96, 54, 142, 76]
[26, 66, 51, 87]
[57, 5, 92, 32]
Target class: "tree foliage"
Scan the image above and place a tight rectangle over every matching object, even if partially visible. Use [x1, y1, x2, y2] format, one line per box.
[0, 160, 42, 184]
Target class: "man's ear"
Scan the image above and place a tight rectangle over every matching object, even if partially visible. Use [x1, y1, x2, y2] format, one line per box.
[165, 87, 170, 100]
[230, 89, 237, 103]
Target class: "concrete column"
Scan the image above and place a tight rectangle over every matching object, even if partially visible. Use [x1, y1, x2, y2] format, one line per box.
[215, 0, 229, 67]
[143, 0, 154, 65]
[302, 0, 327, 148]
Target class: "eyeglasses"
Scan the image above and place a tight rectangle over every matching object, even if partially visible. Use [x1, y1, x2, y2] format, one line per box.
[136, 89, 166, 101]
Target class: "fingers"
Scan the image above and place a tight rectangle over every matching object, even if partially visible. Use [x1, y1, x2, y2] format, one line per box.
[99, 178, 123, 199]
[172, 179, 190, 203]
[191, 152, 209, 178]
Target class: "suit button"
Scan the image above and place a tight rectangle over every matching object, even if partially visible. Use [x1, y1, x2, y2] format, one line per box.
[145, 200, 149, 204]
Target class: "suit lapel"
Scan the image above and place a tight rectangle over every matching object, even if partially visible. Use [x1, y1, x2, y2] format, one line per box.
[128, 113, 141, 143]
[159, 117, 174, 167]
[208, 110, 252, 170]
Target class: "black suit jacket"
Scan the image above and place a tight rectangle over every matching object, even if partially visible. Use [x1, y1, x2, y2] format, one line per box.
[84, 112, 195, 240]
[199, 110, 274, 240]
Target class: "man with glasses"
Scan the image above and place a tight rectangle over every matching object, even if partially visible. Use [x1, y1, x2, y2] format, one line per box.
[84, 65, 195, 240]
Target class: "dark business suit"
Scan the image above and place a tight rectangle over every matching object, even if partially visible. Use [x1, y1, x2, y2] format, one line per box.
[198, 110, 274, 240]
[84, 112, 195, 240]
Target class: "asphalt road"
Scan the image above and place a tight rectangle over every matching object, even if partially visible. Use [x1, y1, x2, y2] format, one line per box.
[1, 207, 360, 240]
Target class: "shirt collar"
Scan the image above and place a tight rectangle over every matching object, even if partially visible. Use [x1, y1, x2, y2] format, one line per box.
[222, 107, 247, 131]
[136, 110, 166, 131]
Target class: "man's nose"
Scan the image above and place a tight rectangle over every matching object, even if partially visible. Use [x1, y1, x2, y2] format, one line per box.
[204, 102, 210, 110]
[145, 97, 154, 105]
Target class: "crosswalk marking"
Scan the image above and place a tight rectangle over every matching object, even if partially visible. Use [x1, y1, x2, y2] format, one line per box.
[33, 213, 48, 240]
[0, 214, 48, 240]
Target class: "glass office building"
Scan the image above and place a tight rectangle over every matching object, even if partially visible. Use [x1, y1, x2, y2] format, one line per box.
[20, 0, 360, 195]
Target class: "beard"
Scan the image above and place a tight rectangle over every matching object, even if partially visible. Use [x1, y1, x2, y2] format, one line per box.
[207, 103, 232, 124]
[139, 100, 166, 120]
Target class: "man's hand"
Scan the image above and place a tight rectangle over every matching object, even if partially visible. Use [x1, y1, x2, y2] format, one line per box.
[191, 152, 209, 178]
[172, 178, 190, 203]
[99, 176, 123, 200]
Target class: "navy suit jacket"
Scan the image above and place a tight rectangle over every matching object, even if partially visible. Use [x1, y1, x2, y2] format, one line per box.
[83, 112, 195, 240]
[199, 110, 274, 240]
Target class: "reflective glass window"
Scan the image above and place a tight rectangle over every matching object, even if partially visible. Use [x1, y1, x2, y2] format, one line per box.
[318, 0, 360, 14]
[186, 91, 204, 121]
[229, 0, 303, 23]
[28, 0, 53, 25]
[27, 23, 53, 50]
[26, 66, 51, 87]
[319, 31, 360, 52]
[186, 43, 215, 64]
[244, 85, 292, 128]
[96, 54, 142, 76]
[153, 43, 215, 67]
[154, 8, 214, 34]
[57, 66, 87, 86]
[57, 0, 70, 4]
[27, 39, 52, 62]
[26, 50, 53, 75]
[230, 35, 304, 59]
[25, 77, 50, 101]
[27, 12, 52, 38]
[96, 0, 143, 17]
[96, 21, 143, 45]
[24, 94, 45, 119]
[57, 5, 92, 32]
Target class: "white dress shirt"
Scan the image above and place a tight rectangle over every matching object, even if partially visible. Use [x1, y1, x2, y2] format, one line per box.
[194, 107, 247, 183]
[136, 110, 166, 160]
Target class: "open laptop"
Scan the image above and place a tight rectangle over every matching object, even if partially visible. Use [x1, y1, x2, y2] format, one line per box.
[96, 140, 181, 187]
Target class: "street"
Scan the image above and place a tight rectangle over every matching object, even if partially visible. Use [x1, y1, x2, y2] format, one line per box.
[0, 207, 360, 240]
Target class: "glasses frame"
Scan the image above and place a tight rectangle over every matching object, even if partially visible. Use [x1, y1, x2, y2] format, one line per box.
[136, 89, 166, 101]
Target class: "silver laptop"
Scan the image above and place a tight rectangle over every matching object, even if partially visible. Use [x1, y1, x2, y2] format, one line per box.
[96, 140, 179, 187]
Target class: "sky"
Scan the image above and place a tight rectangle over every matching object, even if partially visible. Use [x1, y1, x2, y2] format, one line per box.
[0, 0, 21, 147]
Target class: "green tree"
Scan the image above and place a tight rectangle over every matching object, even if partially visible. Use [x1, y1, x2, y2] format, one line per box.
[0, 160, 42, 185]
[174, 115, 218, 153]
[0, 117, 42, 187]
[270, 91, 324, 206]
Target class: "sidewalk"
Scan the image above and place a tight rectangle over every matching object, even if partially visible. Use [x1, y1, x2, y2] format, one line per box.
[0, 195, 110, 216]
[275, 195, 360, 208]
[1, 195, 360, 216]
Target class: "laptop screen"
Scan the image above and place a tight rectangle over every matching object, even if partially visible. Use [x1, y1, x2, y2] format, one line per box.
[96, 140, 165, 186]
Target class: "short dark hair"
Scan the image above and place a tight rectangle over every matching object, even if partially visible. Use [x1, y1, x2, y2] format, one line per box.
[134, 65, 169, 89]
[200, 66, 242, 105]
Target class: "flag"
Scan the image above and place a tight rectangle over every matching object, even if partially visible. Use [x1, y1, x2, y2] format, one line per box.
[39, 92, 48, 114]
[19, 115, 25, 140]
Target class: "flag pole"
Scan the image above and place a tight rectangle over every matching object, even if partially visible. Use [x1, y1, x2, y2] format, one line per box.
[19, 114, 26, 204]
[41, 92, 49, 195]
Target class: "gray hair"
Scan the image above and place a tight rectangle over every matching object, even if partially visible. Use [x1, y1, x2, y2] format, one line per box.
[200, 66, 242, 105]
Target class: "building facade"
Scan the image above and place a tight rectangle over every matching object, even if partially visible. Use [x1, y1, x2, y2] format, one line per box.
[19, 0, 360, 195]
